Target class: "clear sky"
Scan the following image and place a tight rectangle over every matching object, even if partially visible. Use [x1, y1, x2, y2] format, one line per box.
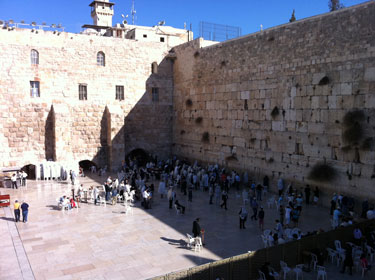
[0, 0, 368, 38]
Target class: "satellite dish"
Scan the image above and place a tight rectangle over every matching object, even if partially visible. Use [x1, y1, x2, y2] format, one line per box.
[31, 21, 36, 26]
[51, 24, 56, 28]
[57, 23, 62, 28]
[9, 19, 14, 24]
[123, 20, 128, 25]
[158, 20, 165, 26]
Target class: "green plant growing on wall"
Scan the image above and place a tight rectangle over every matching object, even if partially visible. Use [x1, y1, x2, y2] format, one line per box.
[195, 117, 203, 124]
[289, 9, 296, 22]
[342, 110, 367, 152]
[202, 132, 209, 143]
[185, 99, 193, 107]
[271, 106, 279, 118]
[308, 162, 337, 182]
[225, 155, 238, 161]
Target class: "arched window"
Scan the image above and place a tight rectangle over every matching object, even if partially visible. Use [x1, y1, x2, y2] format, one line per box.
[151, 62, 158, 74]
[97, 51, 105, 66]
[31, 49, 39, 65]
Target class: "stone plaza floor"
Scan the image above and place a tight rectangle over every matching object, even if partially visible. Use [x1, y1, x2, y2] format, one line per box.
[0, 174, 374, 280]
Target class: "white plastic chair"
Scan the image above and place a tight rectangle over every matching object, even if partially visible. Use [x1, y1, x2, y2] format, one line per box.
[264, 229, 272, 236]
[366, 245, 374, 263]
[284, 228, 292, 241]
[310, 253, 318, 271]
[267, 196, 275, 208]
[280, 261, 291, 280]
[258, 270, 266, 280]
[99, 196, 106, 207]
[261, 235, 269, 248]
[174, 204, 181, 215]
[194, 237, 202, 252]
[326, 248, 338, 264]
[316, 265, 327, 280]
[186, 233, 195, 248]
[293, 264, 304, 280]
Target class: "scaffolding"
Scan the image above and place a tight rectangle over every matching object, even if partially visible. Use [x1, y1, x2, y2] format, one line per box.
[199, 21, 241, 42]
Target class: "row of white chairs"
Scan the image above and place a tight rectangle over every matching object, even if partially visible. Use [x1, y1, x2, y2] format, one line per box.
[186, 234, 203, 252]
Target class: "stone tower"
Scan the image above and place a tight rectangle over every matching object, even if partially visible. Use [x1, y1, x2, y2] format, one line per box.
[90, 0, 115, 27]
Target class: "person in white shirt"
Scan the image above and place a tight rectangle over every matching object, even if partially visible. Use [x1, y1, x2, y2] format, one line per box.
[11, 174, 18, 189]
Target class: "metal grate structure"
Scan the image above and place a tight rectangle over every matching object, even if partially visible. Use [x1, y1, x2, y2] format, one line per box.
[199, 21, 241, 42]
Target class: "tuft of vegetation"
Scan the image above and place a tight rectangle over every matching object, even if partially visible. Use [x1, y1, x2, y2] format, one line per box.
[318, 76, 330, 85]
[271, 106, 279, 118]
[185, 99, 193, 107]
[329, 0, 345, 12]
[361, 137, 374, 151]
[343, 110, 365, 127]
[202, 132, 210, 143]
[343, 122, 363, 145]
[195, 117, 203, 124]
[308, 162, 337, 182]
[225, 155, 238, 161]
[289, 9, 296, 22]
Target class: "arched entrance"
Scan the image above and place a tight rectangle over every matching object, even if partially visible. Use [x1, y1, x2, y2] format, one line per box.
[79, 160, 97, 171]
[21, 164, 36, 180]
[126, 149, 151, 167]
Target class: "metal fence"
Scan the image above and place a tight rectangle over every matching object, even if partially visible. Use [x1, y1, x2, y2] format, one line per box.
[199, 21, 241, 42]
[150, 220, 375, 280]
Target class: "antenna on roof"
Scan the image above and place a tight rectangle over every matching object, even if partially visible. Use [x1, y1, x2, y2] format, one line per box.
[131, 0, 136, 25]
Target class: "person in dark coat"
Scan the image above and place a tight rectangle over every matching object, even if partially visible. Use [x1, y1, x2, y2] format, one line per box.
[304, 185, 311, 204]
[340, 246, 353, 275]
[192, 218, 201, 237]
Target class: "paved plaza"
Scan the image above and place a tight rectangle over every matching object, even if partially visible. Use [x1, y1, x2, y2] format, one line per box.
[0, 174, 373, 280]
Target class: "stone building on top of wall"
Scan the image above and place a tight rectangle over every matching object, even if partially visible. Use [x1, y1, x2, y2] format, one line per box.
[81, 0, 193, 48]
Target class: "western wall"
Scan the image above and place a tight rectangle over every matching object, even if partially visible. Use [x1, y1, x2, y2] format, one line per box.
[172, 2, 375, 202]
[0, 27, 174, 171]
[0, 1, 374, 203]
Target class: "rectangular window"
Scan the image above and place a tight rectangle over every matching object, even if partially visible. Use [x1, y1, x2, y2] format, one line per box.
[160, 37, 165, 42]
[79, 84, 87, 100]
[116, 85, 124, 101]
[116, 30, 122, 38]
[152, 87, 159, 102]
[30, 81, 40, 97]
[143, 34, 147, 38]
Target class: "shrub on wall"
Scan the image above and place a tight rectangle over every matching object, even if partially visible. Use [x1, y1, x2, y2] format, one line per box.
[185, 99, 193, 107]
[195, 117, 203, 124]
[202, 132, 209, 143]
[308, 162, 337, 182]
[271, 106, 279, 118]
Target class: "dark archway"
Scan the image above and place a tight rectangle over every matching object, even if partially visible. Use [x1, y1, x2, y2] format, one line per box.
[21, 164, 36, 180]
[79, 160, 97, 171]
[126, 149, 151, 167]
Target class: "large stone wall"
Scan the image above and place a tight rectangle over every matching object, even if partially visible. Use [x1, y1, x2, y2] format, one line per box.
[172, 2, 375, 201]
[0, 28, 174, 170]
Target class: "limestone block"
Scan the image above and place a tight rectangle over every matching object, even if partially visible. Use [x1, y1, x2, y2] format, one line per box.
[240, 91, 250, 100]
[272, 121, 285, 132]
[364, 67, 375, 81]
[340, 70, 352, 82]
[341, 83, 352, 95]
[233, 137, 245, 148]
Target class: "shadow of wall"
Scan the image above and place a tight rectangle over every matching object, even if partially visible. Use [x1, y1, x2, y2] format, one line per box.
[45, 105, 56, 161]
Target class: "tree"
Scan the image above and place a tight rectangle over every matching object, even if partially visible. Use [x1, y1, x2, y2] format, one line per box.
[328, 0, 345, 11]
[289, 9, 296, 22]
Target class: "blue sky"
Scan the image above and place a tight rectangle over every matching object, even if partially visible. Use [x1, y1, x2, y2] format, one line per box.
[0, 0, 367, 37]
